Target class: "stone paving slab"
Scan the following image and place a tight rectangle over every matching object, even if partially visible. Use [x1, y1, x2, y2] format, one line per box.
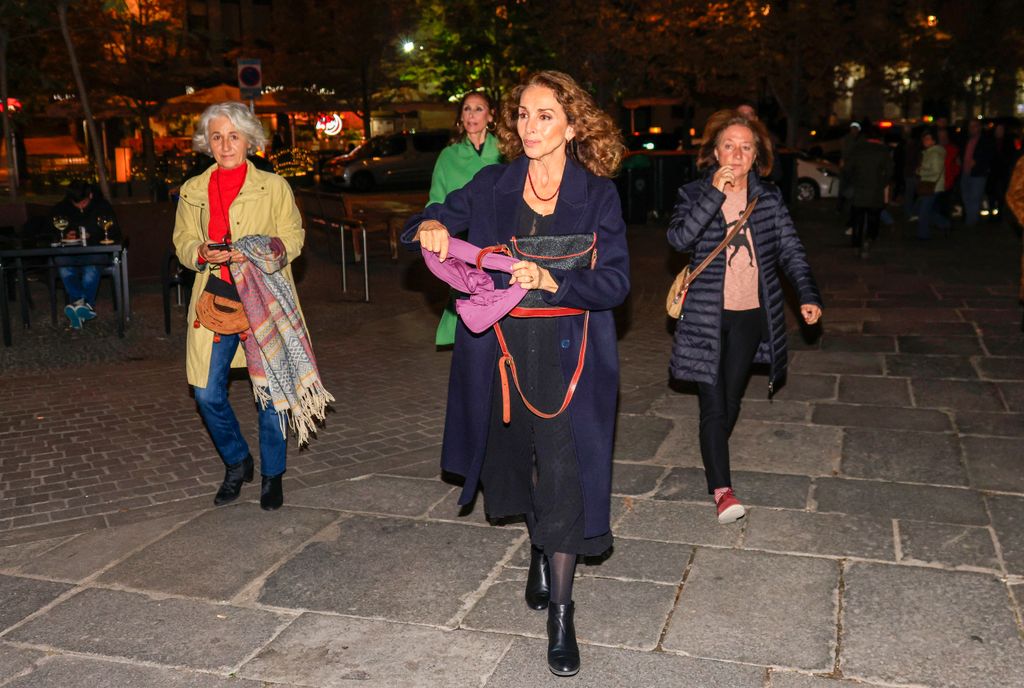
[98, 504, 338, 601]
[883, 354, 979, 379]
[738, 399, 811, 423]
[0, 574, 71, 632]
[617, 383, 669, 415]
[840, 428, 966, 485]
[239, 612, 510, 687]
[811, 403, 952, 432]
[15, 514, 186, 581]
[7, 587, 289, 672]
[985, 494, 1024, 575]
[615, 499, 739, 547]
[662, 548, 838, 670]
[769, 672, 865, 687]
[865, 320, 977, 336]
[790, 352, 884, 376]
[769, 374, 837, 402]
[289, 474, 455, 516]
[813, 478, 988, 525]
[0, 643, 44, 681]
[998, 381, 1024, 412]
[897, 520, 1000, 571]
[484, 637, 767, 687]
[911, 378, 1007, 411]
[841, 562, 1024, 687]
[981, 336, 1024, 357]
[743, 509, 895, 560]
[960, 436, 1024, 492]
[897, 335, 985, 356]
[3, 655, 267, 688]
[463, 576, 677, 650]
[610, 461, 666, 496]
[259, 515, 522, 626]
[954, 411, 1024, 438]
[0, 538, 72, 572]
[579, 537, 691, 583]
[729, 421, 842, 476]
[975, 357, 1024, 380]
[654, 467, 811, 509]
[819, 335, 896, 353]
[612, 415, 674, 461]
[836, 376, 911, 406]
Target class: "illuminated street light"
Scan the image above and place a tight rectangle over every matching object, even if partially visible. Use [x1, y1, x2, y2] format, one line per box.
[402, 40, 415, 53]
[926, 15, 938, 27]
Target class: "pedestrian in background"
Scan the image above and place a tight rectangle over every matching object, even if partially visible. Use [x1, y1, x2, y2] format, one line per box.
[845, 124, 893, 258]
[1003, 155, 1024, 329]
[49, 180, 121, 329]
[173, 102, 331, 512]
[404, 70, 628, 677]
[668, 110, 822, 525]
[988, 123, 1018, 220]
[427, 91, 501, 347]
[937, 127, 960, 228]
[900, 123, 921, 219]
[915, 129, 949, 239]
[960, 119, 995, 227]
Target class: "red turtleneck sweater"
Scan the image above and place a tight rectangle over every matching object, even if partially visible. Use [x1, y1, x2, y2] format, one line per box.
[204, 163, 247, 281]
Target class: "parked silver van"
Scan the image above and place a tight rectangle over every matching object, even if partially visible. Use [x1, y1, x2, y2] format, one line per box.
[321, 131, 450, 191]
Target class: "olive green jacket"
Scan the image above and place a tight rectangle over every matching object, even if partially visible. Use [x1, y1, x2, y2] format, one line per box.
[172, 160, 305, 388]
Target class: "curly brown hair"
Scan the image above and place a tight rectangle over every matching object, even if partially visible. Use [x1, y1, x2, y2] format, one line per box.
[496, 71, 625, 178]
[696, 109, 774, 176]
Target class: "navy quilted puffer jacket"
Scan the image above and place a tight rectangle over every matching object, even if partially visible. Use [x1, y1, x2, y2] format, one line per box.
[667, 170, 821, 393]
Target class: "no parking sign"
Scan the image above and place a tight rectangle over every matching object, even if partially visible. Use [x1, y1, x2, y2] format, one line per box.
[238, 58, 262, 100]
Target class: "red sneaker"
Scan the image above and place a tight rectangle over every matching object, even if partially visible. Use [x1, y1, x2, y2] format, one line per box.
[715, 488, 746, 524]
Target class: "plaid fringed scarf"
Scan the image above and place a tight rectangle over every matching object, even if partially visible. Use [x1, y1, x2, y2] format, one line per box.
[230, 235, 334, 445]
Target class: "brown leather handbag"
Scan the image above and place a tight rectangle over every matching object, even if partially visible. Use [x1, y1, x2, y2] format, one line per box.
[194, 273, 249, 341]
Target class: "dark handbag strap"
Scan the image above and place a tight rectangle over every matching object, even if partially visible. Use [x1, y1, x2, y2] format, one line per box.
[684, 196, 759, 289]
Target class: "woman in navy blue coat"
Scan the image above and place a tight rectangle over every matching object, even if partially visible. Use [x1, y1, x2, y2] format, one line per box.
[668, 110, 822, 525]
[403, 71, 628, 677]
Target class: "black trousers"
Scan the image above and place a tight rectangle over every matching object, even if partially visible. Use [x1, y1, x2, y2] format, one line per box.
[851, 206, 881, 247]
[696, 308, 765, 493]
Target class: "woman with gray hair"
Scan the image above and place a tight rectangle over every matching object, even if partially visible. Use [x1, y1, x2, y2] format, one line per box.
[173, 101, 331, 511]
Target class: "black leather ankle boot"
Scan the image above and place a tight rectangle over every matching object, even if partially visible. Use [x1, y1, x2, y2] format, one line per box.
[260, 473, 284, 511]
[525, 546, 550, 610]
[547, 601, 580, 676]
[213, 455, 254, 505]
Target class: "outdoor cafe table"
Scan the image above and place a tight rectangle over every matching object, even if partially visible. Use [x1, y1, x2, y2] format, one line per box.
[0, 244, 129, 346]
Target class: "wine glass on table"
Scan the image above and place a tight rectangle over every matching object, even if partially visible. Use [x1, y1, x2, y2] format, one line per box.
[52, 215, 69, 246]
[98, 216, 115, 245]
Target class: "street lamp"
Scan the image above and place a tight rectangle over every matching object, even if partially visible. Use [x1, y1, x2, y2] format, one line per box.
[402, 40, 415, 53]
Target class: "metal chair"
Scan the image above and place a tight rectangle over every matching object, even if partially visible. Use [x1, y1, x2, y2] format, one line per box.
[161, 247, 195, 334]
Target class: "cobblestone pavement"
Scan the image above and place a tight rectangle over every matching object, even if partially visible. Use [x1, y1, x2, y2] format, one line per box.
[1, 199, 1023, 687]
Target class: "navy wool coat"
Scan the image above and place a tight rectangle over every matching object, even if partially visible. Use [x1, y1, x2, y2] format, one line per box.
[667, 169, 821, 392]
[402, 155, 630, 538]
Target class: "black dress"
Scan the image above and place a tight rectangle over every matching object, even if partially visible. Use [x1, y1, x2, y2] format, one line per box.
[479, 199, 613, 557]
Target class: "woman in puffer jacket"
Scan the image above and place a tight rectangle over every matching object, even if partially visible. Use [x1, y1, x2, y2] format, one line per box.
[667, 110, 822, 524]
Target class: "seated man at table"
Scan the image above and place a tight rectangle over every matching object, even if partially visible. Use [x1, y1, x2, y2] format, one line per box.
[50, 181, 121, 329]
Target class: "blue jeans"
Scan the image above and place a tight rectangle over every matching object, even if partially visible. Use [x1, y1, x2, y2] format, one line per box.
[54, 255, 101, 306]
[961, 175, 987, 226]
[193, 334, 286, 477]
[916, 193, 949, 239]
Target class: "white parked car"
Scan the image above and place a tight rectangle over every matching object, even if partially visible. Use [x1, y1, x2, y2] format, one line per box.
[795, 155, 840, 202]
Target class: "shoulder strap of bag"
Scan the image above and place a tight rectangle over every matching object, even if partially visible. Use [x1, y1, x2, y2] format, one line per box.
[493, 312, 588, 423]
[685, 196, 759, 289]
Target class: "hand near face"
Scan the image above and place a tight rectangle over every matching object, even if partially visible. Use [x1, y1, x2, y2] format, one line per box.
[712, 166, 736, 193]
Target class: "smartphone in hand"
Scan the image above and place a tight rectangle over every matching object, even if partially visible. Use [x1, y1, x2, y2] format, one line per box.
[207, 241, 231, 251]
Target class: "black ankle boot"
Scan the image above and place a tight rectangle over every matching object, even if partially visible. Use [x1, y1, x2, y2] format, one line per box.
[547, 601, 580, 677]
[213, 455, 254, 505]
[260, 473, 284, 511]
[525, 546, 550, 610]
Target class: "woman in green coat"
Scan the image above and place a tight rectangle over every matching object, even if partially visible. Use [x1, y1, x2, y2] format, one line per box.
[429, 91, 501, 345]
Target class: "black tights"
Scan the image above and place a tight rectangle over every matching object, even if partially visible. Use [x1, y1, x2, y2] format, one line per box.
[526, 511, 577, 605]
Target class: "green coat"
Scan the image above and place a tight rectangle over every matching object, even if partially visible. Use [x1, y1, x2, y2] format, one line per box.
[427, 133, 500, 205]
[172, 160, 305, 388]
